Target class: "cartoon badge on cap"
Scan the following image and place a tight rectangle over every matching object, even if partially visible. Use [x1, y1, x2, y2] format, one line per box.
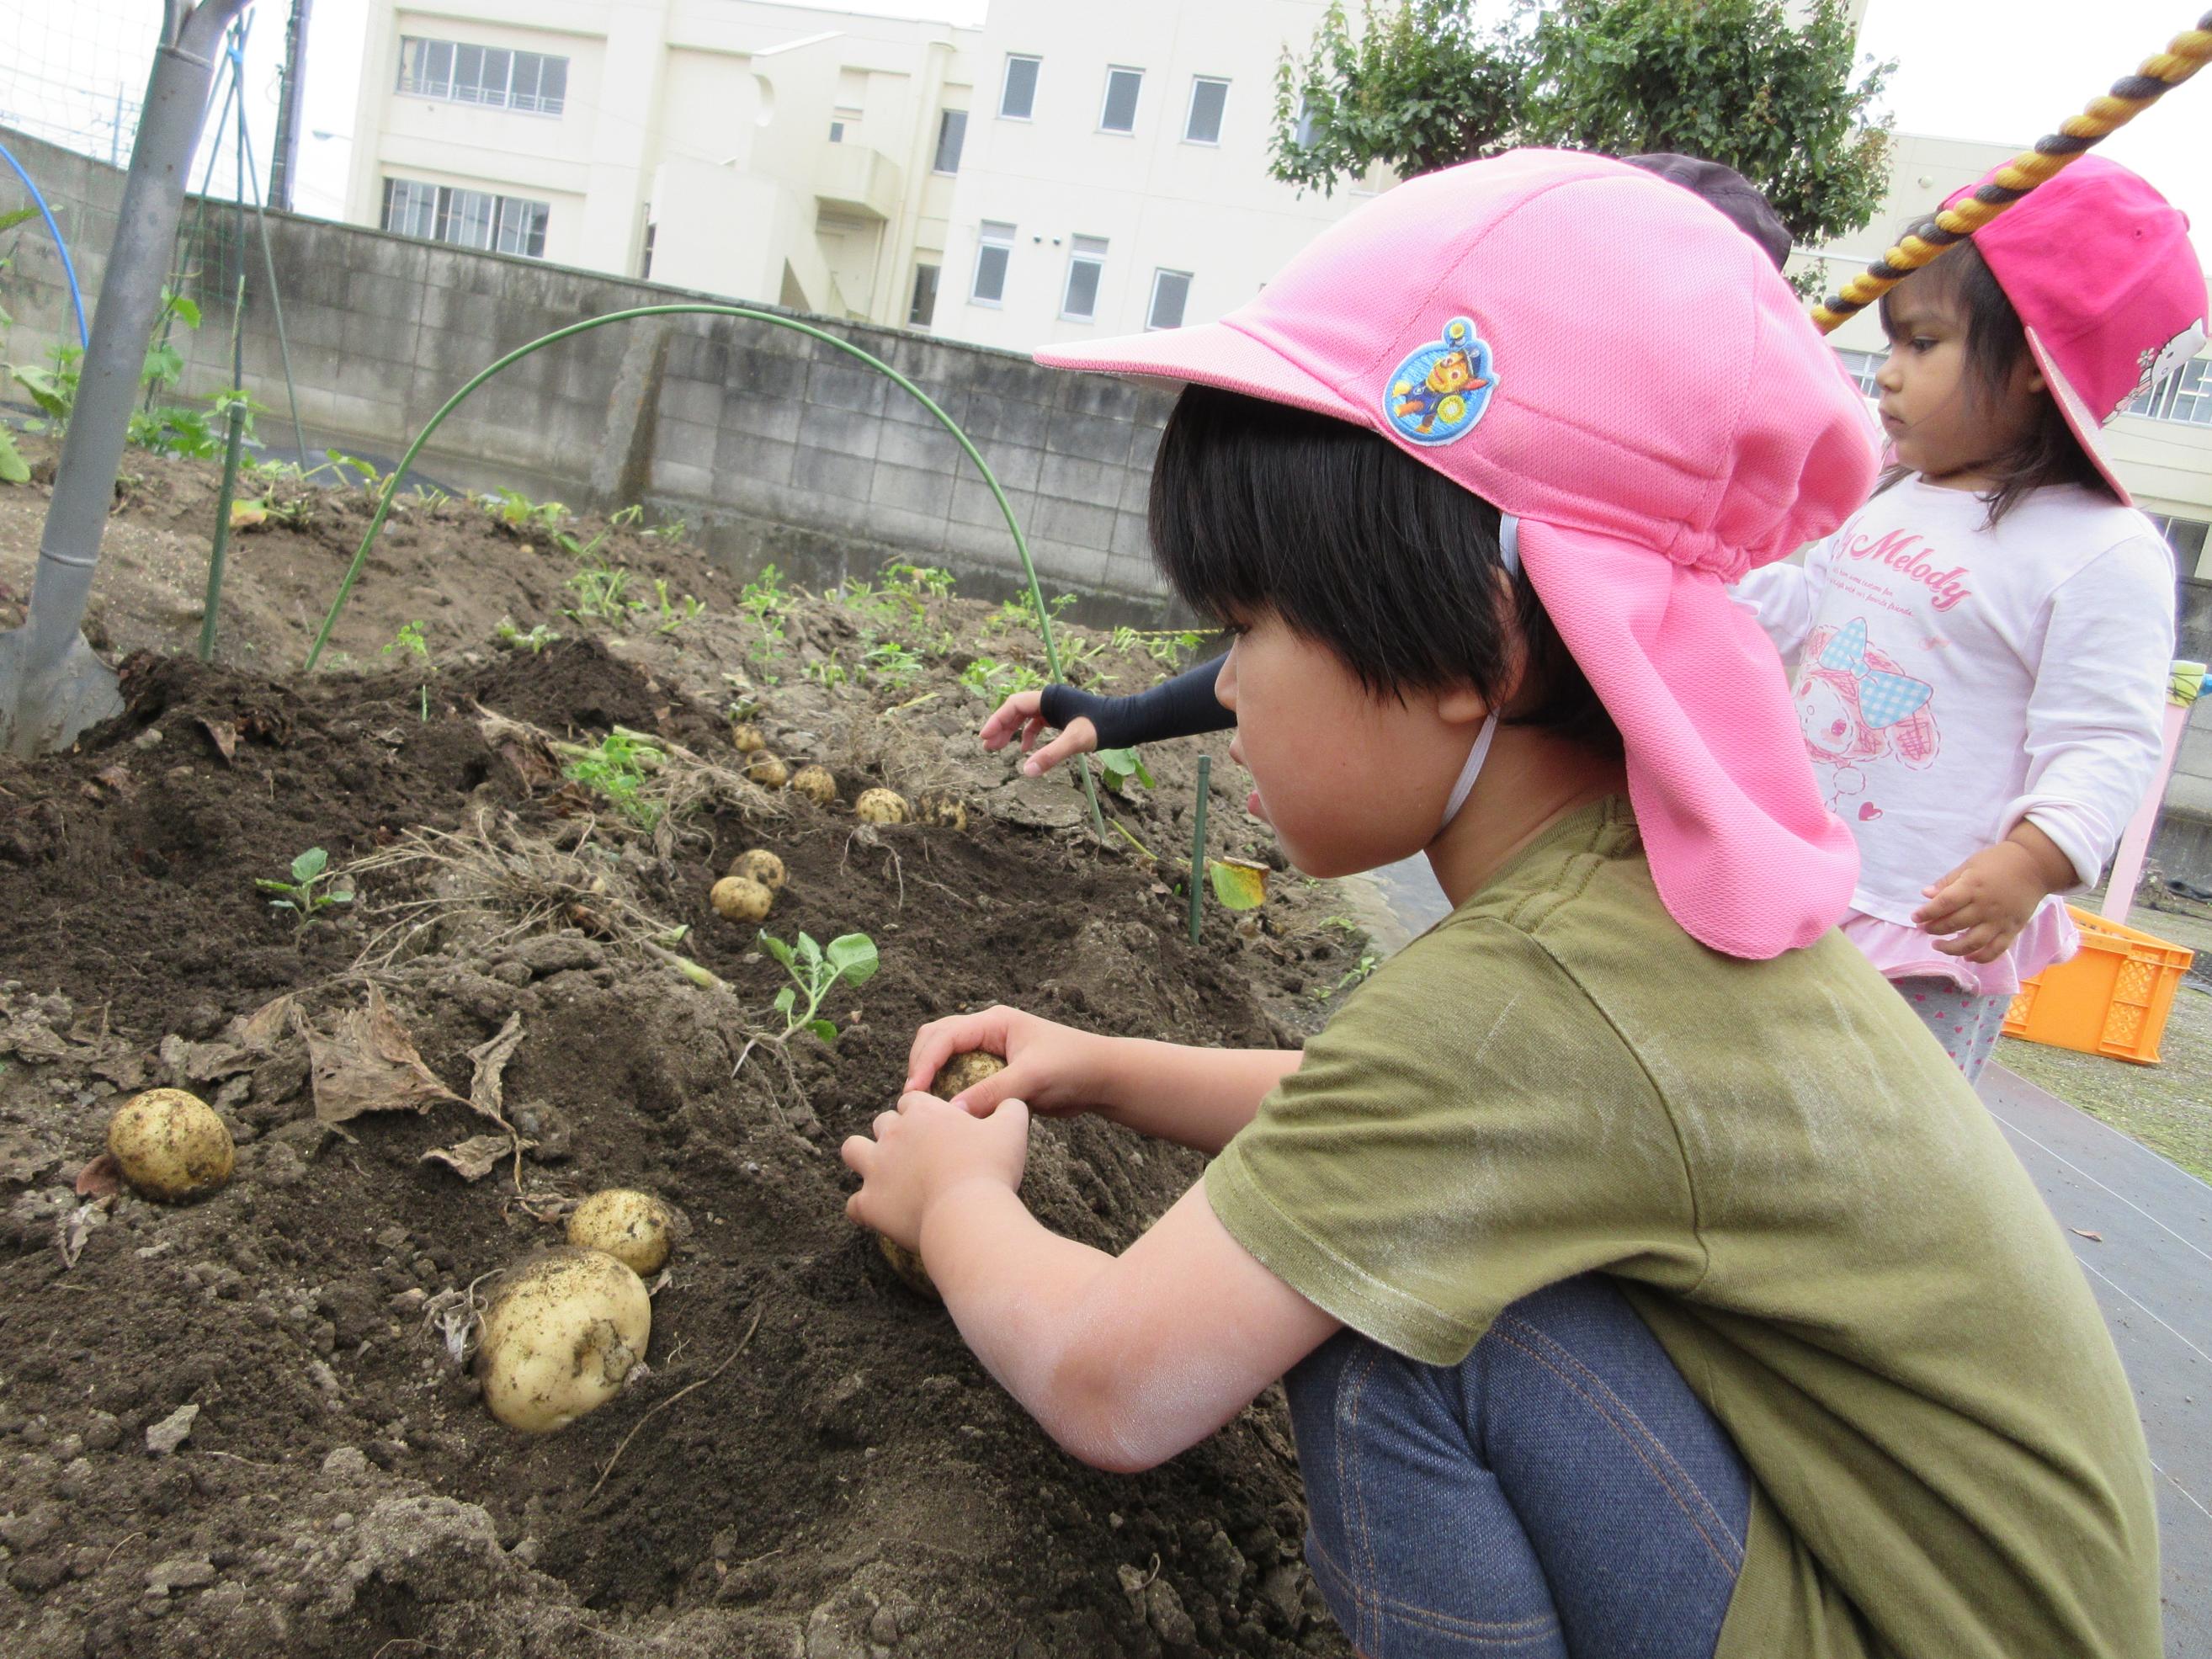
[1384, 317, 1495, 446]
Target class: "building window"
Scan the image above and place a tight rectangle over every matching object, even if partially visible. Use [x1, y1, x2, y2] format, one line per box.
[1833, 348, 1887, 397]
[397, 36, 567, 116]
[971, 221, 1014, 306]
[1147, 269, 1191, 331]
[1293, 94, 1321, 150]
[829, 120, 846, 142]
[2128, 355, 2212, 427]
[1099, 67, 1142, 135]
[2148, 513, 2210, 573]
[641, 217, 656, 280]
[933, 109, 967, 174]
[381, 176, 549, 258]
[1061, 235, 1108, 322]
[1184, 77, 1227, 145]
[999, 54, 1040, 120]
[909, 263, 941, 327]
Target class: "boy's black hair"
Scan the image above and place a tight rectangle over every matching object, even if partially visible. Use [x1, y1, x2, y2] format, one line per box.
[1875, 238, 2113, 525]
[1148, 385, 1620, 754]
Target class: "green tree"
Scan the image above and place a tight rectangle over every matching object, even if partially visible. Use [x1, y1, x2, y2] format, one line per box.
[1273, 0, 1893, 265]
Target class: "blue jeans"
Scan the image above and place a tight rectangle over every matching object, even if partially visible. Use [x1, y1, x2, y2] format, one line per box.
[1283, 1274, 1752, 1658]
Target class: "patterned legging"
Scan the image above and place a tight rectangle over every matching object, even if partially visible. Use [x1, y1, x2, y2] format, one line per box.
[1893, 977, 2012, 1082]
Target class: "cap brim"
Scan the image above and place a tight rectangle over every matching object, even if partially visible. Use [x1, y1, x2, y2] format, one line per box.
[2024, 327, 2132, 506]
[1518, 518, 1858, 959]
[1036, 318, 1360, 426]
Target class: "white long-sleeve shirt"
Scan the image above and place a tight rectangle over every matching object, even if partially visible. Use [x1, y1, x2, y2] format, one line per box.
[1734, 476, 2174, 985]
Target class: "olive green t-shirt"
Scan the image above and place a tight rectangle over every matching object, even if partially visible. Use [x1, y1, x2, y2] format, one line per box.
[1206, 799, 2158, 1659]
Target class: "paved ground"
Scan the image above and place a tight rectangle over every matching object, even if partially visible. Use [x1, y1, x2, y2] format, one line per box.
[1980, 1063, 2210, 1656]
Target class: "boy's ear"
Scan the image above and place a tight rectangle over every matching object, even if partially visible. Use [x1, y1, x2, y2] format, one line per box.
[1435, 683, 1492, 727]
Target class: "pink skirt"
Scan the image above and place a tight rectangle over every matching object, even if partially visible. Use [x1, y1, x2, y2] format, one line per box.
[1842, 900, 2079, 999]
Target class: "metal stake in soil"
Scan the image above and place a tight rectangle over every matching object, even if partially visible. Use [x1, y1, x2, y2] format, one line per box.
[1188, 755, 1211, 945]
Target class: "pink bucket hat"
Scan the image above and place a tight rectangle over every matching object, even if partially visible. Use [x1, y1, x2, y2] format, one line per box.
[1037, 149, 1880, 959]
[1942, 154, 2207, 507]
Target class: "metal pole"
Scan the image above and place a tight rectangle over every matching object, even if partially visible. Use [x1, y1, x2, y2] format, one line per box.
[1188, 754, 1211, 944]
[0, 0, 255, 755]
[269, 0, 313, 212]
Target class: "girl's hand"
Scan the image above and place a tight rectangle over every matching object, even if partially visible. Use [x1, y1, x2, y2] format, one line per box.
[979, 690, 1098, 779]
[842, 1092, 1030, 1252]
[1913, 830, 2071, 964]
[905, 1005, 1113, 1117]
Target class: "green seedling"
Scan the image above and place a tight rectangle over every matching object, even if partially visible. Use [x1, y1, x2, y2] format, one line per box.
[382, 619, 433, 720]
[860, 637, 924, 690]
[741, 563, 791, 664]
[641, 514, 689, 543]
[960, 657, 1048, 699]
[882, 561, 954, 598]
[651, 578, 705, 635]
[493, 617, 561, 652]
[564, 558, 641, 623]
[1097, 747, 1154, 795]
[481, 487, 569, 535]
[804, 654, 849, 689]
[256, 847, 352, 923]
[1315, 951, 1380, 1001]
[759, 930, 880, 1044]
[561, 729, 664, 827]
[610, 503, 645, 529]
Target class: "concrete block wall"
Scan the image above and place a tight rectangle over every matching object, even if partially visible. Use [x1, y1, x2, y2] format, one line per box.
[11, 123, 2212, 876]
[0, 125, 1179, 609]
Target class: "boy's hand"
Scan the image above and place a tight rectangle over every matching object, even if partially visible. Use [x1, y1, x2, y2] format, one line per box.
[1913, 827, 2073, 964]
[906, 1005, 1109, 1117]
[980, 689, 1098, 779]
[842, 1092, 1030, 1252]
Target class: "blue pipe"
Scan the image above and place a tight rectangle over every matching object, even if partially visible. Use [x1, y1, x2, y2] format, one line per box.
[0, 139, 90, 350]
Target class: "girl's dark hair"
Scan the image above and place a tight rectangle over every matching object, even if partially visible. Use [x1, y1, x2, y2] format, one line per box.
[1148, 385, 1619, 753]
[1875, 238, 2112, 524]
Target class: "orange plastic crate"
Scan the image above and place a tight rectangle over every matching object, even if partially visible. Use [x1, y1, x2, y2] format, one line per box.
[2002, 905, 2194, 1065]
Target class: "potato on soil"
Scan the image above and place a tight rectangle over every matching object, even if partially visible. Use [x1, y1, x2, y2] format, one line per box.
[790, 764, 838, 806]
[729, 848, 786, 891]
[711, 875, 774, 923]
[106, 1087, 235, 1203]
[853, 788, 910, 825]
[477, 1247, 651, 1433]
[731, 722, 768, 754]
[931, 1050, 1008, 1100]
[567, 1188, 677, 1275]
[878, 1234, 938, 1299]
[746, 752, 790, 790]
[917, 794, 970, 831]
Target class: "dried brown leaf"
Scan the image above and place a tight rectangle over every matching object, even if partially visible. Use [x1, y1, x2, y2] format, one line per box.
[2070, 1228, 2103, 1243]
[307, 987, 464, 1125]
[74, 1152, 122, 1199]
[197, 718, 238, 763]
[420, 1134, 518, 1183]
[465, 1013, 525, 1130]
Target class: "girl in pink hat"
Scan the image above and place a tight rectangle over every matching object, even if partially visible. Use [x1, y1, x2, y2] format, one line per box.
[843, 152, 2158, 1659]
[1736, 154, 2203, 1080]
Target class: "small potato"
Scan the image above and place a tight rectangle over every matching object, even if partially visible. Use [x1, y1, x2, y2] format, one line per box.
[917, 795, 969, 832]
[107, 1087, 234, 1203]
[729, 848, 786, 891]
[746, 752, 790, 790]
[567, 1188, 677, 1275]
[853, 788, 910, 826]
[731, 722, 768, 754]
[877, 1233, 937, 1299]
[711, 875, 774, 923]
[931, 1050, 1007, 1101]
[477, 1247, 651, 1433]
[790, 764, 837, 806]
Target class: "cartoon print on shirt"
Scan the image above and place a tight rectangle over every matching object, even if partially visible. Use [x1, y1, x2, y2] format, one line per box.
[1795, 618, 1939, 821]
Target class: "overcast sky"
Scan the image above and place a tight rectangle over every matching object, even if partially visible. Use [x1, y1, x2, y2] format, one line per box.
[0, 0, 2203, 256]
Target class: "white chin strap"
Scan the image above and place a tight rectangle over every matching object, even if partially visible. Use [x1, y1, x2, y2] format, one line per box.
[1439, 514, 1522, 832]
